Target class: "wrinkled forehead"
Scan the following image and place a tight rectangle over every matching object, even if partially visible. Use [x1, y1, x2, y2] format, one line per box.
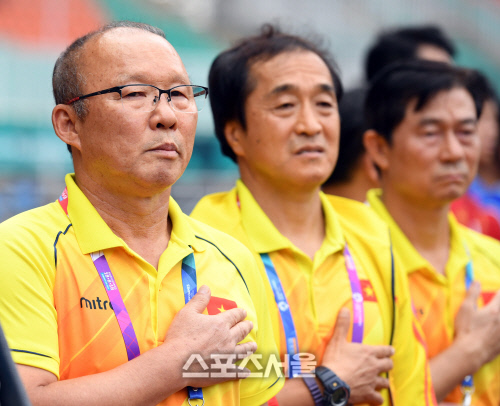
[79, 27, 188, 87]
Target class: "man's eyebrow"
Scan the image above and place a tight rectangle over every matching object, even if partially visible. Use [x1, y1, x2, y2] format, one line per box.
[418, 117, 477, 126]
[268, 83, 336, 96]
[115, 73, 190, 85]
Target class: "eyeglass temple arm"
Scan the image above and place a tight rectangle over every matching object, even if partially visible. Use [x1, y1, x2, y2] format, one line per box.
[65, 87, 123, 105]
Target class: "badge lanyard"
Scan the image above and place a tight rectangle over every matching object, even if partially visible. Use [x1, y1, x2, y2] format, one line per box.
[260, 244, 364, 377]
[462, 244, 474, 406]
[181, 253, 204, 405]
[58, 188, 204, 405]
[235, 193, 364, 376]
[58, 188, 140, 361]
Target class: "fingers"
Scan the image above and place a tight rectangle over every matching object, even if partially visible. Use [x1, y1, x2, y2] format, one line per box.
[230, 319, 254, 344]
[376, 357, 393, 374]
[331, 307, 351, 343]
[372, 345, 395, 359]
[374, 376, 390, 390]
[368, 392, 384, 405]
[186, 285, 212, 313]
[219, 306, 248, 327]
[234, 341, 257, 357]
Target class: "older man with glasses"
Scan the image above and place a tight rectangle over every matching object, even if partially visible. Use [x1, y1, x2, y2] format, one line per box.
[0, 21, 283, 406]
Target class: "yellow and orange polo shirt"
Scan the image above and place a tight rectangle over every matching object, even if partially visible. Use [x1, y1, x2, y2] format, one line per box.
[191, 180, 436, 406]
[368, 188, 500, 405]
[0, 174, 283, 406]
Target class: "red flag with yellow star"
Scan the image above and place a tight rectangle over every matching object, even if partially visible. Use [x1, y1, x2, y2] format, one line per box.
[480, 291, 496, 306]
[360, 280, 377, 302]
[207, 296, 238, 315]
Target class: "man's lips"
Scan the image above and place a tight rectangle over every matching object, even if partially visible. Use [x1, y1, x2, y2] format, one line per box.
[295, 145, 325, 155]
[148, 142, 179, 155]
[436, 173, 467, 182]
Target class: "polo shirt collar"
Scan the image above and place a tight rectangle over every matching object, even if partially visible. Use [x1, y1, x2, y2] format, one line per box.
[367, 188, 469, 277]
[236, 180, 344, 255]
[65, 173, 203, 255]
[168, 197, 205, 253]
[367, 188, 430, 274]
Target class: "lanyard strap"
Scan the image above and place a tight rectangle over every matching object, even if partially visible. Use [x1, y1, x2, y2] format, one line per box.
[91, 251, 140, 360]
[260, 253, 300, 377]
[181, 253, 204, 405]
[58, 188, 140, 361]
[462, 244, 474, 406]
[344, 245, 364, 343]
[261, 243, 365, 376]
[59, 188, 204, 404]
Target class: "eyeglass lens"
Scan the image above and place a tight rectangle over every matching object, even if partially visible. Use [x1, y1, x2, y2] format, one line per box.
[120, 85, 207, 113]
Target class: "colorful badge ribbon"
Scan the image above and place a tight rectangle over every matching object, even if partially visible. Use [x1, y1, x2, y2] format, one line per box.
[261, 243, 364, 378]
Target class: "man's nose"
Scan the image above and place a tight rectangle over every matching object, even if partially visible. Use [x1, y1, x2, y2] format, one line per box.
[295, 102, 322, 136]
[151, 92, 177, 129]
[440, 131, 466, 161]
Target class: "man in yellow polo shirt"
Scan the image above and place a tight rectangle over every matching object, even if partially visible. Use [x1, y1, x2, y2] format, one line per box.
[364, 60, 500, 405]
[0, 21, 283, 405]
[191, 25, 436, 406]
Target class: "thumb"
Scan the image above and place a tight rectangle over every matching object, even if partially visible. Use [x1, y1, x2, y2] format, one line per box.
[464, 281, 481, 308]
[185, 285, 211, 313]
[456, 282, 480, 329]
[332, 307, 351, 342]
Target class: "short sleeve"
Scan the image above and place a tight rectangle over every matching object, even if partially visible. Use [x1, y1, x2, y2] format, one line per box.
[0, 211, 62, 378]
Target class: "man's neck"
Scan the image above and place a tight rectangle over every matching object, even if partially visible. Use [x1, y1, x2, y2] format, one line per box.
[322, 168, 374, 203]
[381, 186, 451, 274]
[75, 172, 171, 269]
[241, 173, 325, 260]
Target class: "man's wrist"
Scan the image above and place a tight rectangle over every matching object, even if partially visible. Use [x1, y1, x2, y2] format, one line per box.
[302, 375, 323, 406]
[452, 335, 484, 375]
[315, 366, 350, 406]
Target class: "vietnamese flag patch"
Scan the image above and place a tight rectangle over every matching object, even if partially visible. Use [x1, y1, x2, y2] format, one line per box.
[207, 296, 238, 315]
[360, 280, 377, 302]
[481, 291, 496, 306]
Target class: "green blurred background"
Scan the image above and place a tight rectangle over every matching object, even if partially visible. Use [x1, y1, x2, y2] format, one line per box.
[1, 0, 500, 219]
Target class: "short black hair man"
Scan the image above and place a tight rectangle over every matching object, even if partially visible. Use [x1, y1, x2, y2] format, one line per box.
[365, 25, 455, 82]
[192, 25, 436, 406]
[364, 60, 500, 405]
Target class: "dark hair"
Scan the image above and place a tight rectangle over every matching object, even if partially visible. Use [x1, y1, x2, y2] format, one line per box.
[208, 24, 343, 162]
[323, 88, 367, 186]
[365, 60, 484, 143]
[365, 25, 456, 82]
[474, 72, 500, 171]
[52, 21, 166, 153]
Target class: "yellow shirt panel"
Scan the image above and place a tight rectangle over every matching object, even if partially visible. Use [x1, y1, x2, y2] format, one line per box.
[0, 174, 283, 406]
[191, 180, 436, 406]
[368, 188, 500, 406]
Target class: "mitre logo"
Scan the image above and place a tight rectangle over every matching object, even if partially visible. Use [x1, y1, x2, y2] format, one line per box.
[80, 296, 113, 310]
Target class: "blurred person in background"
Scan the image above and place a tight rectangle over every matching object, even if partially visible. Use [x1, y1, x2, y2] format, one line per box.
[452, 72, 500, 239]
[0, 20, 283, 406]
[365, 25, 455, 83]
[364, 60, 500, 406]
[192, 24, 436, 406]
[321, 88, 379, 201]
[323, 25, 455, 202]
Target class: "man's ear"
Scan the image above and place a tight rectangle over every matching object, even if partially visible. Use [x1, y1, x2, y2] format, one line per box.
[361, 152, 381, 185]
[224, 120, 246, 158]
[363, 129, 391, 172]
[52, 105, 82, 152]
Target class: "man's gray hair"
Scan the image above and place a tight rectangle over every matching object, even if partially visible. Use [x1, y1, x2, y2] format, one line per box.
[52, 21, 166, 119]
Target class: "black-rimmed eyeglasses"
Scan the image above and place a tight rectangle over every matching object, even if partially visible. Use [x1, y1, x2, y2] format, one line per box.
[66, 84, 209, 113]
